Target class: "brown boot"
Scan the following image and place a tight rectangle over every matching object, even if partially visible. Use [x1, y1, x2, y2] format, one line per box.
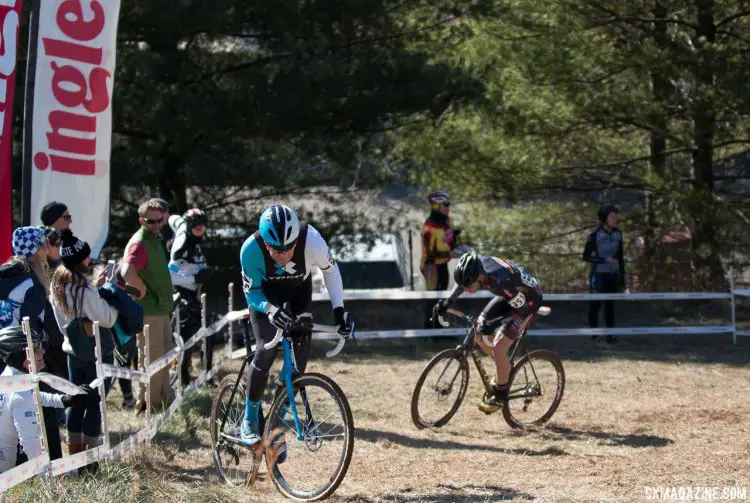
[67, 443, 85, 455]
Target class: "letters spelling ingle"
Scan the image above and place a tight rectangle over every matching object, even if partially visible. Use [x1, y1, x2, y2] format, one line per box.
[33, 0, 111, 176]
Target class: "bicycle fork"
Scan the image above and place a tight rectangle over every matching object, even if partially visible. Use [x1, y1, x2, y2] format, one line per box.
[279, 337, 312, 441]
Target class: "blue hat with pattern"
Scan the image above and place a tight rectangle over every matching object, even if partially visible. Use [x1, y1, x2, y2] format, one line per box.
[12, 226, 47, 259]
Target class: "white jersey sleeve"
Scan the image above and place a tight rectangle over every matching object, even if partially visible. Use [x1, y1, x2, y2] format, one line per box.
[12, 390, 44, 461]
[40, 391, 65, 409]
[304, 225, 344, 309]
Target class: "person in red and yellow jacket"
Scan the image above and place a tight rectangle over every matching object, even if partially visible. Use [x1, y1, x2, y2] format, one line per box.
[421, 190, 460, 329]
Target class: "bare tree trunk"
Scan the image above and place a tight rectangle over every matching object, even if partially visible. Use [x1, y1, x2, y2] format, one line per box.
[643, 0, 670, 289]
[690, 0, 724, 289]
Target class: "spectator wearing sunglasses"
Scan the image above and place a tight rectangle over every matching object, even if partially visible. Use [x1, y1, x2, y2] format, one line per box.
[120, 200, 175, 414]
[149, 198, 172, 258]
[40, 202, 72, 233]
[38, 228, 66, 372]
[38, 226, 70, 436]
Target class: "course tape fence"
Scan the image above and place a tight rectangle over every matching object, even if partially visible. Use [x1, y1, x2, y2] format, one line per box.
[0, 284, 236, 493]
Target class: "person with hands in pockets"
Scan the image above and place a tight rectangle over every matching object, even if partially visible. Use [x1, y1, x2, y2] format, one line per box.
[239, 204, 354, 447]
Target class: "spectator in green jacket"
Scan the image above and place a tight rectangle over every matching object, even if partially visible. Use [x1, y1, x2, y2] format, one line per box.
[120, 200, 175, 413]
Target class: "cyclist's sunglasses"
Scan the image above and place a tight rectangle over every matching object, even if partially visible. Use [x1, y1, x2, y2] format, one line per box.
[265, 242, 296, 254]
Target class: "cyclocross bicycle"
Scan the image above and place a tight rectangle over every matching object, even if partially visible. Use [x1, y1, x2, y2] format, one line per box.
[411, 306, 565, 429]
[210, 306, 355, 501]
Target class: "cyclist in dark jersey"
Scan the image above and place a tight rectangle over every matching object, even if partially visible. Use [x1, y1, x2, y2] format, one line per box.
[239, 204, 354, 447]
[433, 251, 543, 413]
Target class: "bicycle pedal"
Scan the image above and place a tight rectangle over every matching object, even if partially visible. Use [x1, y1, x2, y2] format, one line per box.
[477, 403, 503, 414]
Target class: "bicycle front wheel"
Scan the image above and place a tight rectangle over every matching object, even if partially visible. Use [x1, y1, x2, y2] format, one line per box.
[502, 349, 565, 429]
[263, 372, 354, 501]
[410, 349, 470, 429]
[210, 374, 255, 485]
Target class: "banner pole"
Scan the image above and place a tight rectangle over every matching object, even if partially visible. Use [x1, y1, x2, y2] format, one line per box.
[20, 0, 40, 226]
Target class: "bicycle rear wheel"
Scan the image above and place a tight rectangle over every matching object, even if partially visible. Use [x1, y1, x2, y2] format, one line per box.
[411, 349, 470, 429]
[502, 349, 565, 429]
[263, 372, 354, 501]
[210, 374, 255, 485]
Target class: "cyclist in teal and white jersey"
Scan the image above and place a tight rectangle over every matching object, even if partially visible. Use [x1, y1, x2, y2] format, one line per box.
[239, 205, 354, 447]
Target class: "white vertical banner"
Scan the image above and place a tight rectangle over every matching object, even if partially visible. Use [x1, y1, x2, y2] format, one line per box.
[28, 0, 121, 256]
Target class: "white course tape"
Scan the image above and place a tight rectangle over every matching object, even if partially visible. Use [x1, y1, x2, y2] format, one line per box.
[151, 394, 186, 438]
[311, 290, 732, 302]
[182, 331, 203, 352]
[0, 454, 50, 492]
[147, 348, 181, 377]
[102, 364, 149, 383]
[50, 446, 109, 477]
[1, 315, 233, 492]
[109, 425, 151, 458]
[733, 289, 750, 298]
[0, 372, 88, 395]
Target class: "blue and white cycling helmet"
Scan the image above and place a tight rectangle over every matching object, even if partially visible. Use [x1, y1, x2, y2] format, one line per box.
[259, 204, 300, 251]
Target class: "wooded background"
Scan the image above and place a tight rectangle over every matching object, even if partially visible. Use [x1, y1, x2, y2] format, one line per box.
[9, 0, 750, 294]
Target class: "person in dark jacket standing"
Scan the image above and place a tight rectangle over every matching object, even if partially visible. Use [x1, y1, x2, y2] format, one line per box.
[167, 208, 213, 387]
[582, 204, 626, 343]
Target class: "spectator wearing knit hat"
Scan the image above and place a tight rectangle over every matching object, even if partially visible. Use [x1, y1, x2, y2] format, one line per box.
[0, 227, 65, 461]
[49, 230, 117, 460]
[0, 227, 53, 332]
[167, 209, 212, 386]
[40, 202, 72, 232]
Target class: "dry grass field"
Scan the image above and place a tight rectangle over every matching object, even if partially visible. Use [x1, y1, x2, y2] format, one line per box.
[3, 335, 750, 503]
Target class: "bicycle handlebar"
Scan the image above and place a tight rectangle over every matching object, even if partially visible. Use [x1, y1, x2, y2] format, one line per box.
[263, 319, 354, 359]
[436, 307, 513, 330]
[225, 308, 353, 358]
[436, 307, 472, 327]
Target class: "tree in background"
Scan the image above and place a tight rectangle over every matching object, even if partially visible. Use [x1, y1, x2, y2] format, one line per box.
[398, 0, 750, 290]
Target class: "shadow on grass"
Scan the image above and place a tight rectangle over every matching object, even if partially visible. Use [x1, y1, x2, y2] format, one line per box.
[356, 427, 568, 457]
[336, 483, 536, 502]
[506, 424, 675, 448]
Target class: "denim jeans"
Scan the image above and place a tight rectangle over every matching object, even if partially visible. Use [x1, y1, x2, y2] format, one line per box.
[66, 353, 113, 446]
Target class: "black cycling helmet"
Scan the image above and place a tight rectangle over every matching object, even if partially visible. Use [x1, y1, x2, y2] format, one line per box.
[0, 325, 47, 363]
[454, 251, 484, 287]
[183, 208, 207, 229]
[598, 203, 618, 223]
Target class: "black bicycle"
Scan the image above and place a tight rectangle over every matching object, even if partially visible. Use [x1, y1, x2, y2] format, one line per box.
[210, 307, 355, 501]
[411, 306, 565, 429]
